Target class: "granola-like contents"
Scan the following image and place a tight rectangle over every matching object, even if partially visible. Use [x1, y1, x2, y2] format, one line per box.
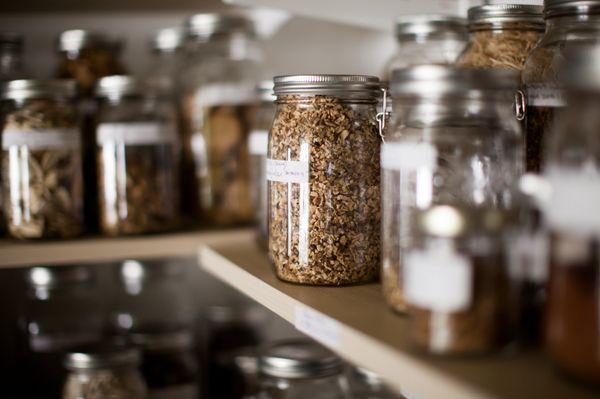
[1, 99, 83, 239]
[63, 370, 145, 399]
[268, 95, 380, 286]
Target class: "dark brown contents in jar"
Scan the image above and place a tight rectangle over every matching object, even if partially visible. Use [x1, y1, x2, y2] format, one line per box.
[57, 48, 125, 93]
[524, 105, 555, 173]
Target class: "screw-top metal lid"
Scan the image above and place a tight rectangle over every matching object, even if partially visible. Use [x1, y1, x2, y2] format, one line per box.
[128, 327, 194, 352]
[467, 4, 544, 29]
[419, 205, 508, 238]
[257, 80, 275, 102]
[185, 13, 255, 41]
[0, 31, 23, 50]
[27, 266, 93, 289]
[57, 29, 122, 52]
[152, 27, 184, 53]
[273, 74, 381, 100]
[95, 75, 172, 98]
[544, 0, 600, 18]
[1, 79, 77, 100]
[259, 339, 343, 379]
[395, 14, 467, 38]
[65, 344, 141, 370]
[390, 65, 519, 98]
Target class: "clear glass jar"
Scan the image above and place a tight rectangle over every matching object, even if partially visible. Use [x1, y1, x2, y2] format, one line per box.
[381, 66, 522, 313]
[457, 4, 544, 70]
[250, 81, 275, 249]
[0, 32, 26, 81]
[383, 15, 467, 83]
[147, 28, 184, 84]
[257, 339, 351, 399]
[348, 367, 401, 399]
[522, 0, 600, 173]
[268, 75, 382, 286]
[181, 13, 262, 225]
[1, 79, 84, 239]
[62, 344, 146, 399]
[95, 75, 180, 235]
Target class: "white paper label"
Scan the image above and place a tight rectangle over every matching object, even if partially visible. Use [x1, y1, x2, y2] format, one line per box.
[266, 158, 309, 183]
[248, 129, 269, 155]
[294, 304, 341, 349]
[96, 122, 175, 145]
[194, 82, 257, 108]
[526, 84, 565, 107]
[381, 142, 437, 171]
[404, 244, 472, 312]
[2, 128, 80, 150]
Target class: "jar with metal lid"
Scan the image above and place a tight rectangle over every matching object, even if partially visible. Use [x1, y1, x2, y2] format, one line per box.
[383, 15, 468, 83]
[95, 75, 180, 235]
[457, 4, 544, 70]
[250, 81, 275, 248]
[257, 339, 351, 399]
[1, 79, 84, 239]
[268, 75, 382, 286]
[129, 327, 199, 399]
[0, 31, 26, 81]
[381, 66, 522, 313]
[522, 0, 600, 173]
[348, 367, 401, 399]
[181, 13, 262, 225]
[62, 344, 146, 399]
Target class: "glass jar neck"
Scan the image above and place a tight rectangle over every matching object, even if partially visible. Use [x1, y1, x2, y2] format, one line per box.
[276, 94, 378, 105]
[396, 31, 464, 45]
[546, 13, 600, 33]
[469, 21, 545, 32]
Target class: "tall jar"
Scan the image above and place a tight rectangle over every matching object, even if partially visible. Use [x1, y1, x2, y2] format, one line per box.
[457, 4, 544, 70]
[250, 81, 275, 248]
[0, 32, 26, 81]
[268, 75, 382, 286]
[181, 13, 262, 225]
[1, 79, 84, 239]
[522, 0, 600, 173]
[381, 66, 522, 313]
[95, 75, 180, 236]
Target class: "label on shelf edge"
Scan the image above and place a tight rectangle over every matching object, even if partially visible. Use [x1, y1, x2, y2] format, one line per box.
[294, 304, 341, 349]
[2, 128, 80, 150]
[266, 158, 309, 183]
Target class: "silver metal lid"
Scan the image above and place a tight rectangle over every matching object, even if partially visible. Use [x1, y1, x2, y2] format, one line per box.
[419, 205, 507, 238]
[259, 339, 343, 379]
[467, 4, 544, 28]
[1, 79, 77, 100]
[257, 80, 275, 102]
[27, 266, 93, 289]
[0, 31, 23, 49]
[273, 74, 381, 100]
[185, 13, 255, 41]
[95, 75, 172, 98]
[395, 15, 467, 38]
[57, 29, 122, 52]
[129, 328, 194, 352]
[390, 65, 519, 98]
[544, 0, 600, 18]
[65, 344, 141, 370]
[152, 27, 184, 53]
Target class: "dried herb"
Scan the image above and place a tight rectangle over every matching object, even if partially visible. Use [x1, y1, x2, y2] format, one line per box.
[268, 95, 380, 286]
[63, 369, 146, 399]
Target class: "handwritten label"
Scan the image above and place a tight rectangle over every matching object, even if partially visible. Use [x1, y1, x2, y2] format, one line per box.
[266, 158, 309, 183]
[294, 304, 341, 349]
[381, 142, 437, 171]
[248, 129, 269, 155]
[97, 122, 176, 145]
[526, 84, 565, 107]
[2, 128, 80, 149]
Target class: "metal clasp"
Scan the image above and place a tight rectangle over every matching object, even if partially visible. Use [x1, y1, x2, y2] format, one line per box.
[376, 87, 390, 143]
[514, 89, 526, 121]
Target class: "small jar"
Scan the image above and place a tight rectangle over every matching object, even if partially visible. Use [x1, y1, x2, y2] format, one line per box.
[62, 345, 146, 399]
[95, 76, 180, 235]
[250, 81, 275, 248]
[0, 31, 26, 81]
[381, 66, 522, 312]
[383, 15, 468, 82]
[457, 4, 544, 70]
[522, 0, 600, 173]
[257, 339, 351, 399]
[348, 367, 401, 399]
[1, 79, 84, 239]
[404, 206, 515, 355]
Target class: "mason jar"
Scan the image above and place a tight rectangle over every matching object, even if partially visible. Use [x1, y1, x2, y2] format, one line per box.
[1, 79, 84, 239]
[257, 339, 351, 399]
[62, 345, 146, 399]
[0, 31, 26, 81]
[268, 75, 382, 286]
[95, 75, 180, 236]
[181, 13, 262, 225]
[457, 4, 544, 70]
[522, 0, 600, 173]
[381, 66, 522, 313]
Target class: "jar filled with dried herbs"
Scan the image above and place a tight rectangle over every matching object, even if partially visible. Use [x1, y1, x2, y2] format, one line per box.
[1, 79, 84, 239]
[522, 0, 600, 173]
[95, 76, 180, 236]
[381, 66, 522, 312]
[457, 4, 544, 70]
[181, 13, 262, 225]
[268, 75, 381, 286]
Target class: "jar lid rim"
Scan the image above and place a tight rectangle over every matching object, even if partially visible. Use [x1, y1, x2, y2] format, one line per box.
[57, 29, 122, 52]
[395, 14, 467, 37]
[184, 12, 255, 40]
[1, 79, 77, 100]
[65, 345, 141, 370]
[273, 74, 381, 99]
[95, 75, 172, 98]
[467, 4, 544, 26]
[544, 0, 600, 18]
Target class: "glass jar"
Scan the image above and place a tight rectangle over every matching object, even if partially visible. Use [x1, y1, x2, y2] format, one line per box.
[383, 15, 467, 83]
[95, 75, 180, 235]
[257, 339, 351, 399]
[62, 344, 146, 399]
[0, 31, 26, 81]
[1, 79, 84, 239]
[348, 367, 401, 399]
[457, 4, 544, 70]
[147, 28, 184, 83]
[268, 75, 382, 286]
[250, 81, 275, 248]
[522, 0, 600, 173]
[181, 13, 262, 225]
[381, 66, 522, 313]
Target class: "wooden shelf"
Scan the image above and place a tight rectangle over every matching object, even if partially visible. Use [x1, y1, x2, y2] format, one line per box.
[0, 228, 252, 268]
[199, 235, 599, 399]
